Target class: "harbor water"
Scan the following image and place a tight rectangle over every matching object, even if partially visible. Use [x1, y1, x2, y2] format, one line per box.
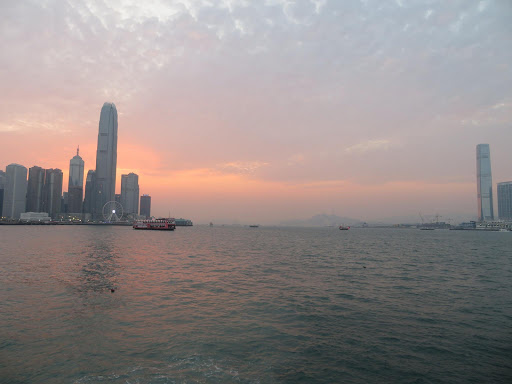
[0, 226, 511, 383]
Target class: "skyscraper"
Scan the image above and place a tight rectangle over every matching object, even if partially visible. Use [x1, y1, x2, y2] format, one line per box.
[0, 170, 6, 217]
[83, 170, 96, 218]
[94, 102, 118, 219]
[140, 194, 151, 219]
[476, 144, 494, 221]
[68, 147, 85, 214]
[497, 182, 512, 221]
[26, 166, 45, 212]
[121, 173, 139, 215]
[43, 169, 63, 219]
[2, 164, 28, 219]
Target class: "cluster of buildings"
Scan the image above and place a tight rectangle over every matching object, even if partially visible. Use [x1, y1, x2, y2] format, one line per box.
[0, 102, 152, 222]
[476, 144, 512, 222]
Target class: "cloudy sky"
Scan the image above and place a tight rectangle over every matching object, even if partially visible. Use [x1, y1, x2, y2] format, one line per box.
[1, 0, 511, 223]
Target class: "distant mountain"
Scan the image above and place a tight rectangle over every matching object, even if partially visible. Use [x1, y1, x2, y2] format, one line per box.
[280, 214, 363, 227]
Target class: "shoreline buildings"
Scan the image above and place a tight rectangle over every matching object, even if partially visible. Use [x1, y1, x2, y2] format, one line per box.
[476, 144, 494, 222]
[1, 102, 154, 221]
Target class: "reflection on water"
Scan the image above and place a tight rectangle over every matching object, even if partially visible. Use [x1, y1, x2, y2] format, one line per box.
[0, 226, 511, 383]
[79, 229, 120, 294]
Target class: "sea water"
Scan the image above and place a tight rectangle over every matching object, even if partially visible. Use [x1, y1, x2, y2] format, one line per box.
[0, 226, 511, 383]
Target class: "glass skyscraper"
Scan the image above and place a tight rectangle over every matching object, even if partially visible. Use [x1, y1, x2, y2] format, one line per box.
[497, 182, 512, 221]
[140, 194, 151, 219]
[94, 102, 118, 219]
[26, 166, 45, 213]
[83, 170, 96, 218]
[43, 169, 63, 219]
[476, 144, 494, 221]
[2, 164, 28, 219]
[121, 173, 139, 216]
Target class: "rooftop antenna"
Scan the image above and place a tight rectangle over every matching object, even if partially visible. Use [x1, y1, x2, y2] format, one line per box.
[77, 145, 79, 156]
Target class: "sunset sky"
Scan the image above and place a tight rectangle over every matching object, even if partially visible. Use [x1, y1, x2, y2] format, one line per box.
[1, 0, 511, 224]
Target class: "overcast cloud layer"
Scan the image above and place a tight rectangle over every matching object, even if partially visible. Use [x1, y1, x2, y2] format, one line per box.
[1, 0, 511, 223]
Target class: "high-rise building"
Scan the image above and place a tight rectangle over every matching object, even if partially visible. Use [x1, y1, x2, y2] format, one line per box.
[61, 191, 68, 214]
[476, 144, 494, 221]
[497, 182, 512, 221]
[2, 164, 28, 219]
[83, 170, 96, 216]
[0, 170, 6, 217]
[68, 147, 85, 214]
[26, 166, 45, 212]
[43, 169, 63, 219]
[140, 194, 151, 219]
[121, 173, 139, 215]
[94, 102, 118, 219]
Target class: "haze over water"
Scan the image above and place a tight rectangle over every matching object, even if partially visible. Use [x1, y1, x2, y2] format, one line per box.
[1, 226, 511, 383]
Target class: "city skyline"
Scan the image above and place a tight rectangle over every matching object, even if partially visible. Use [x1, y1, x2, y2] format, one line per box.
[1, 1, 511, 223]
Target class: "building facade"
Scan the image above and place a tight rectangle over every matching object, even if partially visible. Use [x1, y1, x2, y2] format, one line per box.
[83, 170, 96, 218]
[0, 170, 6, 217]
[2, 164, 28, 219]
[140, 194, 151, 219]
[94, 102, 118, 219]
[43, 169, 63, 219]
[497, 182, 512, 221]
[121, 173, 139, 216]
[26, 166, 45, 212]
[476, 144, 494, 221]
[68, 147, 85, 214]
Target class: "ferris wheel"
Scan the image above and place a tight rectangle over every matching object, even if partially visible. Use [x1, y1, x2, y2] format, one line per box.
[102, 201, 124, 222]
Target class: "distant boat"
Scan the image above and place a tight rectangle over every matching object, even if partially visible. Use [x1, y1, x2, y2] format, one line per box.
[249, 225, 259, 228]
[339, 225, 350, 230]
[209, 222, 213, 227]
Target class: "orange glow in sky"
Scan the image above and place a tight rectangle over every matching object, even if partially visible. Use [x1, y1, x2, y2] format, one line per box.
[1, 1, 511, 224]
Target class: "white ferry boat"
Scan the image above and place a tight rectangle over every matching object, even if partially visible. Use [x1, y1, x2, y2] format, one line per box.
[133, 218, 176, 231]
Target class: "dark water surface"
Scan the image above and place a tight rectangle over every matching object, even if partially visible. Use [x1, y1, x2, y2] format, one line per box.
[1, 226, 511, 383]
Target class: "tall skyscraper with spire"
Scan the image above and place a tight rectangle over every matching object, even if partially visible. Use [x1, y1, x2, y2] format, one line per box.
[68, 146, 84, 214]
[94, 102, 118, 219]
[476, 144, 494, 222]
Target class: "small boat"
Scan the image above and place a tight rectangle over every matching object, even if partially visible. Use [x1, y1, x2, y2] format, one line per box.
[249, 225, 259, 228]
[339, 226, 350, 230]
[133, 218, 176, 230]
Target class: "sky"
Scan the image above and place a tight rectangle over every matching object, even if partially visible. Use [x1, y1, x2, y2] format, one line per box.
[1, 0, 511, 224]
